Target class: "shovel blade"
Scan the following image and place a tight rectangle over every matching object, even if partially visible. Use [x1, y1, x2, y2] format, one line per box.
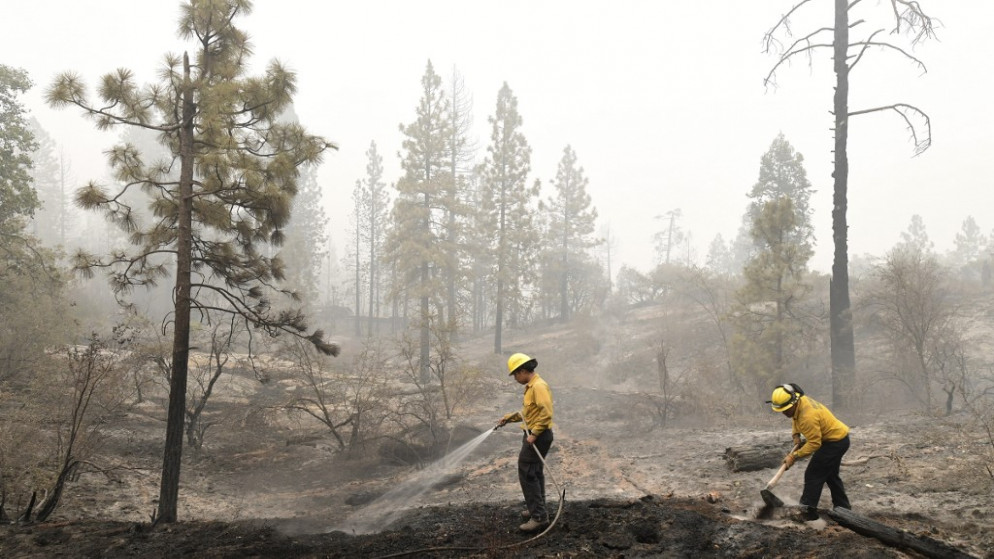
[760, 488, 784, 508]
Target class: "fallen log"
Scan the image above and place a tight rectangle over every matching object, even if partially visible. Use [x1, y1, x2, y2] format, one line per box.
[724, 443, 786, 472]
[826, 507, 977, 559]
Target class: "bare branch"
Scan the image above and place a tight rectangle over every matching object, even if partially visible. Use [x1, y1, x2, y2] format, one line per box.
[848, 28, 884, 70]
[890, 0, 940, 44]
[852, 40, 928, 75]
[763, 38, 834, 89]
[762, 0, 818, 55]
[848, 102, 931, 155]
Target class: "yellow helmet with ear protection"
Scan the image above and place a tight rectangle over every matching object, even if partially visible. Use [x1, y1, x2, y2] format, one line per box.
[769, 384, 800, 412]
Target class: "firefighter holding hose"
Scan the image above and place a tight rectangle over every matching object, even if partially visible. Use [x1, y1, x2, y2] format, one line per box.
[496, 353, 554, 532]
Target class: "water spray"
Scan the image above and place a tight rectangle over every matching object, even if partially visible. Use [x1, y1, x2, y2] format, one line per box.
[370, 422, 568, 559]
[334, 427, 497, 535]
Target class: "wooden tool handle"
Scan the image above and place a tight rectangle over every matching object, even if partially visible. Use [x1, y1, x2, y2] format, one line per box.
[765, 443, 802, 489]
[766, 463, 788, 489]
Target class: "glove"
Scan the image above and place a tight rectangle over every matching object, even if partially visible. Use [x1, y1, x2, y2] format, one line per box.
[792, 433, 802, 448]
[783, 453, 796, 470]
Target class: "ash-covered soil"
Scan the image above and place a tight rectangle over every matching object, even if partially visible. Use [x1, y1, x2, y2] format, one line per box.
[2, 375, 991, 558]
[0, 496, 922, 558]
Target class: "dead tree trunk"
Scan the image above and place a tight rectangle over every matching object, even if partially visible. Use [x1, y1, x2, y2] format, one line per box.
[16, 491, 36, 523]
[829, 0, 856, 412]
[765, 1, 937, 413]
[35, 459, 80, 522]
[826, 507, 977, 559]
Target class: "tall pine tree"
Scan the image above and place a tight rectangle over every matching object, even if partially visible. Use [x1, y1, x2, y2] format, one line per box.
[283, 162, 329, 307]
[731, 136, 815, 396]
[362, 141, 389, 335]
[46, 0, 338, 522]
[477, 82, 537, 353]
[545, 145, 599, 322]
[746, 133, 814, 247]
[388, 60, 453, 379]
[347, 141, 389, 337]
[27, 120, 74, 248]
[442, 68, 475, 340]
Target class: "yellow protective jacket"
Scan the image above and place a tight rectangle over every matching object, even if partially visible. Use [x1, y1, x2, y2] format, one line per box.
[791, 395, 849, 460]
[502, 373, 554, 435]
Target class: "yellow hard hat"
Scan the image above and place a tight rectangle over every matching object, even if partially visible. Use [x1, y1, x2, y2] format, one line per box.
[507, 353, 535, 375]
[769, 385, 799, 412]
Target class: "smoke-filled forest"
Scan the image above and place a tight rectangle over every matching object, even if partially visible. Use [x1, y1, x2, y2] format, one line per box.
[1, 1, 992, 557]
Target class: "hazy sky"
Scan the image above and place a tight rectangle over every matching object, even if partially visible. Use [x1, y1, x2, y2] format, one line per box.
[5, 1, 993, 275]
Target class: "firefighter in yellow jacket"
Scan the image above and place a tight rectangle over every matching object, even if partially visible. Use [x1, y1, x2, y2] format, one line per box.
[769, 383, 851, 520]
[496, 353, 554, 532]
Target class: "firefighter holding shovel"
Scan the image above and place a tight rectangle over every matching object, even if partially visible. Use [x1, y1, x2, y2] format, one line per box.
[496, 353, 554, 532]
[769, 383, 852, 521]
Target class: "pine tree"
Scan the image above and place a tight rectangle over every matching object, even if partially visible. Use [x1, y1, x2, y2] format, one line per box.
[346, 142, 389, 338]
[46, 0, 337, 522]
[747, 133, 814, 246]
[732, 198, 814, 394]
[705, 233, 734, 276]
[465, 173, 491, 334]
[0, 65, 40, 234]
[899, 214, 934, 255]
[952, 216, 984, 268]
[477, 82, 537, 353]
[0, 65, 62, 302]
[1, 63, 66, 347]
[349, 178, 366, 336]
[362, 141, 389, 335]
[442, 68, 476, 340]
[546, 145, 599, 321]
[731, 140, 815, 395]
[387, 60, 453, 379]
[27, 120, 74, 248]
[283, 162, 328, 306]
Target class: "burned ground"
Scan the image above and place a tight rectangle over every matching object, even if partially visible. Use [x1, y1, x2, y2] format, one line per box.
[1, 381, 990, 558]
[0, 497, 926, 558]
[2, 300, 993, 558]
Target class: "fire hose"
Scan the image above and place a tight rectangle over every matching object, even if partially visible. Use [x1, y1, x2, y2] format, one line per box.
[514, 436, 567, 543]
[373, 426, 566, 559]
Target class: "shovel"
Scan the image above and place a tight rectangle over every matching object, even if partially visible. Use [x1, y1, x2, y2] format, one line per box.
[760, 443, 801, 508]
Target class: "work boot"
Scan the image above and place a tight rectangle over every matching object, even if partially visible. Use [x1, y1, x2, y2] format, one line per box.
[521, 509, 531, 519]
[803, 506, 819, 521]
[519, 517, 548, 532]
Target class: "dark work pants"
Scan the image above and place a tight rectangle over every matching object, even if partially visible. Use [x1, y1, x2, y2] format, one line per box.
[800, 434, 851, 511]
[518, 429, 553, 521]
